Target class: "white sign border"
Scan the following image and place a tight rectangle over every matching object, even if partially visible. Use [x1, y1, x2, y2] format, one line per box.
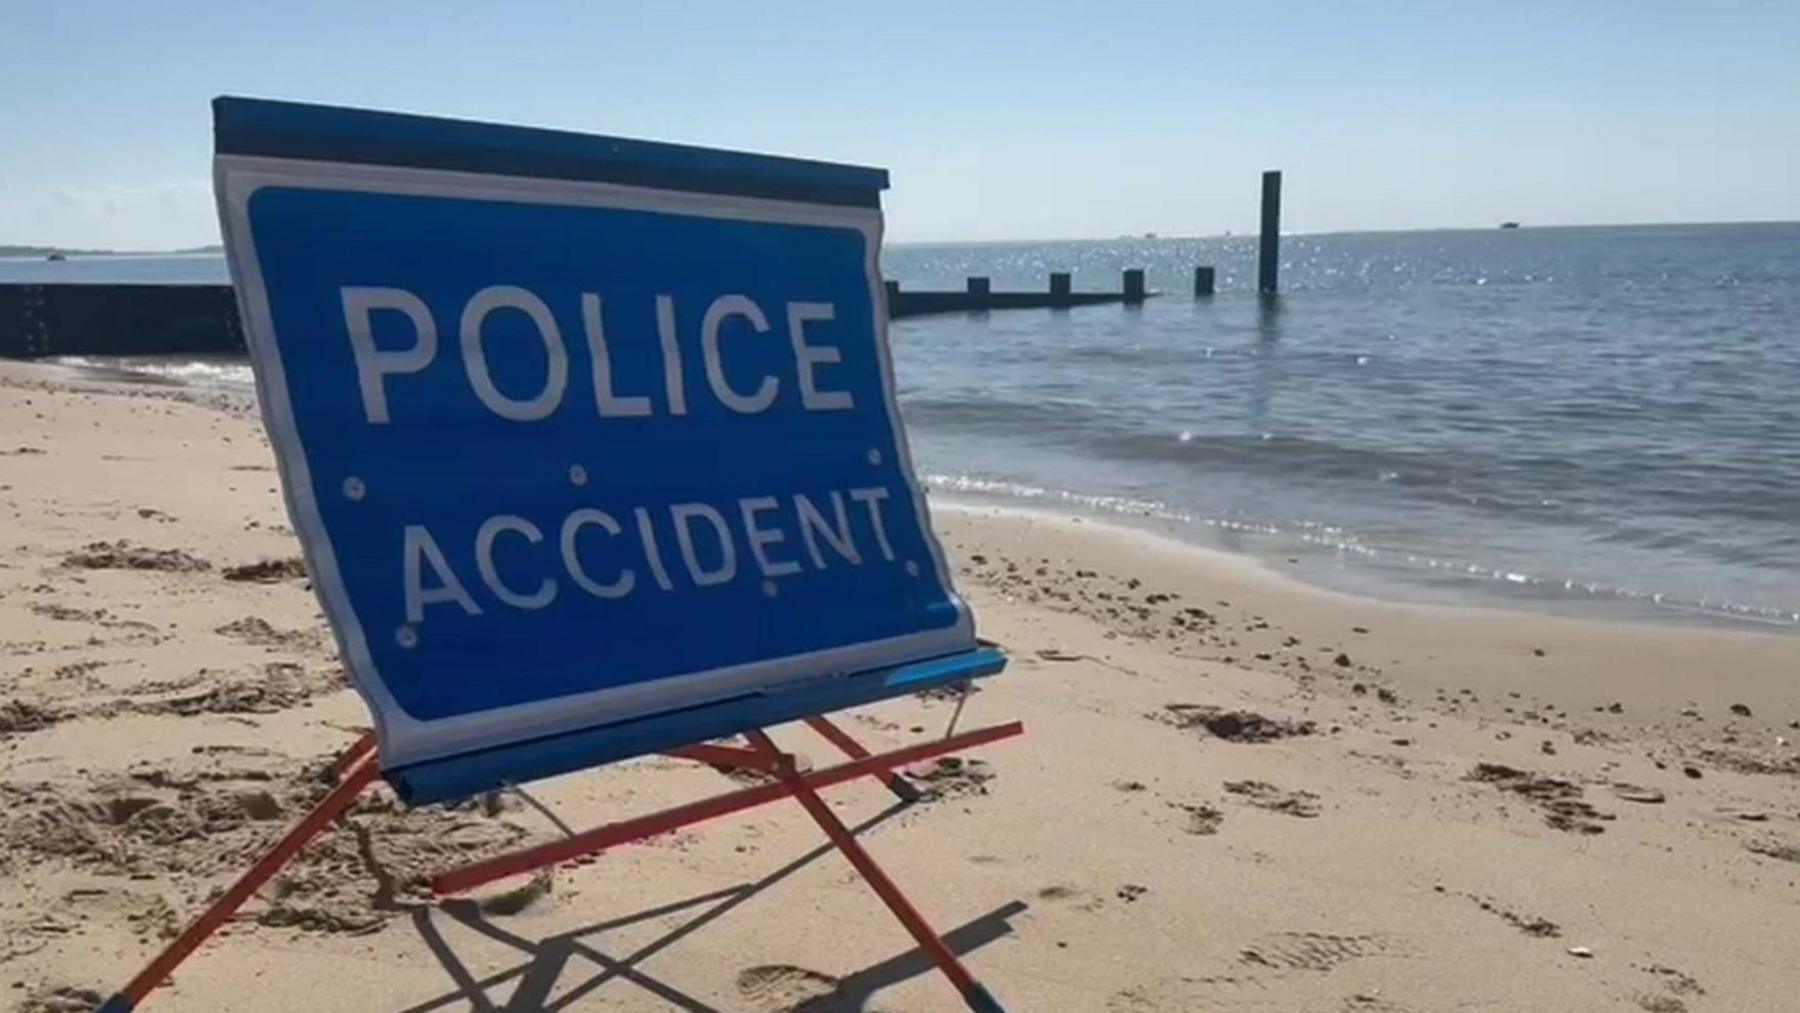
[215, 154, 973, 770]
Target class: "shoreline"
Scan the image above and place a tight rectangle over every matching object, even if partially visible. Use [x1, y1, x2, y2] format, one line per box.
[933, 500, 1800, 733]
[940, 495, 1799, 631]
[4, 357, 1800, 1011]
[21, 348, 1800, 637]
[924, 482, 1800, 637]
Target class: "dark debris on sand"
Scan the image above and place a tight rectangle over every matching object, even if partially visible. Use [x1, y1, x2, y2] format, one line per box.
[1746, 839, 1800, 864]
[1465, 892, 1562, 937]
[901, 755, 995, 801]
[222, 556, 309, 583]
[0, 699, 63, 735]
[912, 680, 982, 703]
[1159, 704, 1316, 743]
[62, 540, 210, 573]
[1223, 779, 1321, 818]
[1468, 763, 1612, 834]
[1172, 801, 1225, 835]
[1694, 746, 1800, 779]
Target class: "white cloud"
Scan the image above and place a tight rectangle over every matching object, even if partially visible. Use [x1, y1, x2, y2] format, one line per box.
[2, 179, 218, 250]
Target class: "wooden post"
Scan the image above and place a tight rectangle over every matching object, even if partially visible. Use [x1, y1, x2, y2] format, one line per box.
[966, 276, 990, 309]
[1122, 269, 1146, 304]
[1193, 266, 1216, 297]
[1048, 272, 1071, 304]
[1258, 170, 1281, 296]
[884, 280, 900, 305]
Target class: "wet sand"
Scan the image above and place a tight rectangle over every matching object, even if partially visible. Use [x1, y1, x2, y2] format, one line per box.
[2, 358, 1798, 1012]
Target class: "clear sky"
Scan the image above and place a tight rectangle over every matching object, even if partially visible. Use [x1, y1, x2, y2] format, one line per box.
[3, 1, 1797, 248]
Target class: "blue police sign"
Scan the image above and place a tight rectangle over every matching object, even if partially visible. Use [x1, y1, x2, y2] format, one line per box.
[213, 98, 986, 791]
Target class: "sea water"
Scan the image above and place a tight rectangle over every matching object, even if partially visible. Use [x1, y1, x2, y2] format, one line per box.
[8, 222, 1798, 628]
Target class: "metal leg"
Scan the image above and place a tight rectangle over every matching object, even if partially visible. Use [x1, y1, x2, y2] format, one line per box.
[99, 715, 1024, 1011]
[663, 741, 782, 773]
[746, 730, 1008, 1013]
[329, 729, 378, 780]
[432, 721, 1023, 897]
[99, 757, 381, 1012]
[803, 715, 921, 802]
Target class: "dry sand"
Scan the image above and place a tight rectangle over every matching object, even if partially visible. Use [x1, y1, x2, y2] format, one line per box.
[2, 358, 1798, 1013]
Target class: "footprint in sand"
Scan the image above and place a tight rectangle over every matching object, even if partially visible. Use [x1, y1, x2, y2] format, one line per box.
[1238, 931, 1393, 973]
[1340, 994, 1417, 1012]
[735, 965, 842, 1010]
[736, 963, 903, 1013]
[15, 984, 105, 1013]
[1108, 974, 1266, 1011]
[49, 885, 181, 944]
[214, 615, 320, 650]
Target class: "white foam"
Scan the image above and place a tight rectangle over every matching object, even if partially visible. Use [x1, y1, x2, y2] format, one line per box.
[921, 470, 1800, 628]
[54, 355, 255, 391]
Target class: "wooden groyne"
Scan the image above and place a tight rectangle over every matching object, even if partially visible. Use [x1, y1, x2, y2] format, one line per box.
[0, 283, 244, 358]
[1, 172, 1278, 357]
[2, 271, 1168, 356]
[886, 268, 1154, 318]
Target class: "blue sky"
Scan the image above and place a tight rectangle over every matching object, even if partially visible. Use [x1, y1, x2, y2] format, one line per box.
[2, 1, 1796, 248]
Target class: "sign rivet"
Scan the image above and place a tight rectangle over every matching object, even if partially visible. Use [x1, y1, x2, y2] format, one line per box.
[867, 448, 883, 466]
[905, 560, 920, 577]
[569, 464, 588, 486]
[395, 625, 418, 649]
[342, 476, 366, 501]
[762, 580, 778, 597]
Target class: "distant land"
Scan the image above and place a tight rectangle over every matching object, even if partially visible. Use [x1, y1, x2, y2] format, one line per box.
[0, 244, 222, 258]
[6, 220, 1799, 257]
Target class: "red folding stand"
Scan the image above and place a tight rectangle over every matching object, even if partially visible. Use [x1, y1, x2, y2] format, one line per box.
[99, 714, 1023, 1013]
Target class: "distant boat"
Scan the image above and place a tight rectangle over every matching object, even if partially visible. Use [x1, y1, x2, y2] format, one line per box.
[1499, 222, 1521, 230]
[45, 252, 66, 261]
[1143, 232, 1158, 239]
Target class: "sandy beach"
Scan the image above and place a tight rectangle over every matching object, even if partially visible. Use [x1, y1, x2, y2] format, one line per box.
[3, 357, 1798, 1013]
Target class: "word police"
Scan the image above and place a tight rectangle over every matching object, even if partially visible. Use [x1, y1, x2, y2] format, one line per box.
[342, 285, 854, 423]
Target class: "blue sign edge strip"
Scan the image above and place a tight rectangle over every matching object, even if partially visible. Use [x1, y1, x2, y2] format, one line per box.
[387, 646, 1007, 805]
[213, 96, 888, 208]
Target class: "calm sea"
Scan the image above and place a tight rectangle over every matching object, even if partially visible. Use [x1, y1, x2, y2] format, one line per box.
[7, 222, 1798, 628]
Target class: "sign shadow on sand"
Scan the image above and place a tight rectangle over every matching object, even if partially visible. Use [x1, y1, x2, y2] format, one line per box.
[397, 801, 1027, 1012]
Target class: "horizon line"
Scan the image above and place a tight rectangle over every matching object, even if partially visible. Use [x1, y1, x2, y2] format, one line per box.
[5, 216, 1797, 257]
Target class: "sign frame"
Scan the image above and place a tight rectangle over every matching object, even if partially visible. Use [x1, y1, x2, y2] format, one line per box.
[212, 97, 990, 787]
